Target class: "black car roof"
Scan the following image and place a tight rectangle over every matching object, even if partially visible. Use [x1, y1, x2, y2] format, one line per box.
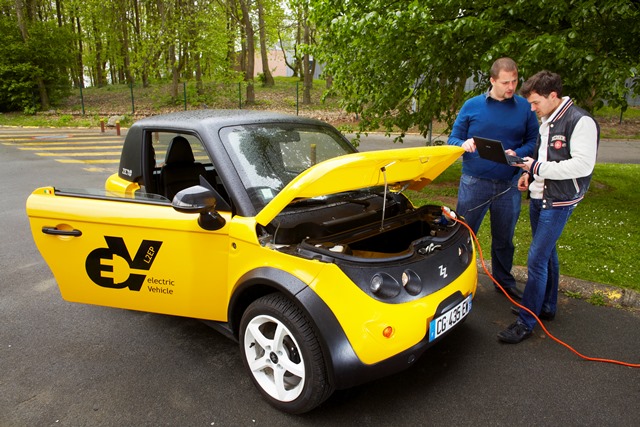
[118, 110, 339, 184]
[130, 109, 329, 132]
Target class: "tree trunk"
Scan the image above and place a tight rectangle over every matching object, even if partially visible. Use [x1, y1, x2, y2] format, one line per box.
[93, 19, 106, 87]
[302, 19, 312, 105]
[326, 75, 333, 89]
[15, 0, 29, 40]
[132, 0, 149, 87]
[225, 0, 237, 71]
[196, 53, 204, 96]
[170, 44, 179, 99]
[119, 4, 133, 84]
[36, 80, 50, 109]
[75, 16, 84, 88]
[294, 19, 302, 78]
[278, 28, 296, 77]
[257, 0, 274, 87]
[239, 0, 255, 104]
[55, 0, 63, 27]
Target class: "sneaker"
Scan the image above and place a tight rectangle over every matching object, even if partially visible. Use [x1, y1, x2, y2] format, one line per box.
[497, 321, 532, 344]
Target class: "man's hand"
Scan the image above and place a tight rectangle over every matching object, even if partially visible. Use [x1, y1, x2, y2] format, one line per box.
[517, 156, 534, 172]
[516, 156, 535, 192]
[461, 138, 476, 153]
[517, 172, 530, 192]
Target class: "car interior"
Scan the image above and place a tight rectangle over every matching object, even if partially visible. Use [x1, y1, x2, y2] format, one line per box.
[159, 136, 207, 201]
[142, 132, 231, 211]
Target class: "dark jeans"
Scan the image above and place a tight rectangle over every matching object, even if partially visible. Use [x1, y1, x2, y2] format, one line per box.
[519, 198, 575, 330]
[456, 174, 521, 290]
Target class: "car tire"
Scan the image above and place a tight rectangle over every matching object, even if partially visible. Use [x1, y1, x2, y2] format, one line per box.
[239, 293, 333, 414]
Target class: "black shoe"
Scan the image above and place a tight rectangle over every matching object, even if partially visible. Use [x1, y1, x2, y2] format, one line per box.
[496, 286, 523, 300]
[510, 306, 555, 321]
[497, 321, 532, 344]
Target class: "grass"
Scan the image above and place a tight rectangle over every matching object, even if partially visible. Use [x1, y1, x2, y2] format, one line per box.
[408, 161, 640, 292]
[595, 105, 640, 120]
[0, 112, 101, 128]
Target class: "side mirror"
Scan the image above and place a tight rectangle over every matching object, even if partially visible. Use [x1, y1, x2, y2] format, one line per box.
[172, 178, 226, 231]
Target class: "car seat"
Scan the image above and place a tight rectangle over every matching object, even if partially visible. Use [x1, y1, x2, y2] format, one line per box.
[160, 136, 206, 201]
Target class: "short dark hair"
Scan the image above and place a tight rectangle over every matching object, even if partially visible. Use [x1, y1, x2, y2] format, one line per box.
[521, 70, 563, 98]
[490, 57, 518, 78]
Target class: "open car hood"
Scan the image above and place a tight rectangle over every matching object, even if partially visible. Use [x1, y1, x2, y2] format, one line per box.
[255, 145, 463, 226]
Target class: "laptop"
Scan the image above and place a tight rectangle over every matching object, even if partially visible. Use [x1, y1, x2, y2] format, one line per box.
[473, 136, 524, 166]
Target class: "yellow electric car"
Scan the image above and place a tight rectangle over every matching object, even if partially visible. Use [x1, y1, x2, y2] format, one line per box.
[27, 110, 476, 413]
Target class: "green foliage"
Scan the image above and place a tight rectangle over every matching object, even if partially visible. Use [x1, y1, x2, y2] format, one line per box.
[311, 0, 640, 134]
[408, 162, 640, 291]
[58, 114, 73, 125]
[588, 291, 608, 306]
[0, 20, 38, 112]
[0, 16, 74, 112]
[564, 290, 582, 299]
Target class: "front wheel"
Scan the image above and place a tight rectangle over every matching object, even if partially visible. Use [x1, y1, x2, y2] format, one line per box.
[239, 293, 333, 414]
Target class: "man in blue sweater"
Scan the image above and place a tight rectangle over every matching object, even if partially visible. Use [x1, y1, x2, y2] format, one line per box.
[448, 58, 539, 300]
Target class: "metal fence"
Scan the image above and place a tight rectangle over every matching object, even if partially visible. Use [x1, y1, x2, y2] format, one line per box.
[52, 80, 335, 118]
[40, 77, 638, 124]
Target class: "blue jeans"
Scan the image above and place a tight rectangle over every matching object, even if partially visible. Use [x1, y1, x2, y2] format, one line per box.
[518, 198, 575, 330]
[456, 174, 521, 290]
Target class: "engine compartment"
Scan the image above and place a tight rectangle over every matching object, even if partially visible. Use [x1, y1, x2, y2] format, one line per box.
[267, 189, 410, 245]
[264, 188, 462, 263]
[299, 204, 459, 261]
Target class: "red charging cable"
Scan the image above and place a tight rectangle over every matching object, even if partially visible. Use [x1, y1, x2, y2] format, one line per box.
[442, 206, 640, 368]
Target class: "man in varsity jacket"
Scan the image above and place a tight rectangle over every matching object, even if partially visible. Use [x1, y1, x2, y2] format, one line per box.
[498, 70, 600, 344]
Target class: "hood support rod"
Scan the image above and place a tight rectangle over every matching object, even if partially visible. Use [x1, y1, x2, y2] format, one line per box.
[379, 161, 396, 231]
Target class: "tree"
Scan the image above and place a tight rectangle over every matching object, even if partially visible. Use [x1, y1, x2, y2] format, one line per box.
[301, 1, 313, 104]
[277, 2, 302, 78]
[1, 0, 75, 112]
[311, 0, 640, 136]
[289, 0, 314, 104]
[257, 0, 274, 86]
[14, 0, 50, 109]
[238, 0, 256, 103]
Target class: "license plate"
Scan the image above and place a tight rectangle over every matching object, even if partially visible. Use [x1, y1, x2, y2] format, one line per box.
[429, 295, 472, 342]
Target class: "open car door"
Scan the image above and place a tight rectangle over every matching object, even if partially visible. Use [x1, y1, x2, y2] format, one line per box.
[26, 188, 231, 321]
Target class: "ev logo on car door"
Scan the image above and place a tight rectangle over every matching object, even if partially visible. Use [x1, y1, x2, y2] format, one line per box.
[85, 236, 163, 291]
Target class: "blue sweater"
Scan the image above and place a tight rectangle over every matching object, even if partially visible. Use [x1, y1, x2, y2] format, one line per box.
[448, 93, 539, 180]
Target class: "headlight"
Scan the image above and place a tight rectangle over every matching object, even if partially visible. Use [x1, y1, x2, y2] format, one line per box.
[401, 269, 422, 296]
[458, 244, 470, 264]
[369, 273, 401, 299]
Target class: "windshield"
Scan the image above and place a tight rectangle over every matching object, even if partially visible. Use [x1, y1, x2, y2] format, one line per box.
[221, 123, 356, 210]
